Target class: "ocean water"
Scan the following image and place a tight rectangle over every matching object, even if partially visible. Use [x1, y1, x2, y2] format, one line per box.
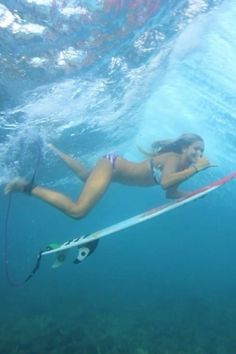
[1, 0, 236, 353]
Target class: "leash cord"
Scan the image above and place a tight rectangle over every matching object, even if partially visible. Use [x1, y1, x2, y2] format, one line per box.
[3, 142, 43, 286]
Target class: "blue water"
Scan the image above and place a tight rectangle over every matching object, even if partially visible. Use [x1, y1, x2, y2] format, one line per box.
[1, 0, 236, 353]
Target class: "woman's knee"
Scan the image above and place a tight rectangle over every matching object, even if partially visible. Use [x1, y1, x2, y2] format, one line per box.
[67, 205, 89, 219]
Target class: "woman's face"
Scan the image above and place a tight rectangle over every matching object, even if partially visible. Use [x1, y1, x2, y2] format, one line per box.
[182, 140, 204, 164]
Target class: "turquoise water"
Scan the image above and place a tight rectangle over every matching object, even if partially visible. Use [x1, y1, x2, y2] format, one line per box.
[1, 0, 236, 353]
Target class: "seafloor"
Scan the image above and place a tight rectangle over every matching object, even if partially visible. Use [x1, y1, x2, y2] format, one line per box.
[1, 291, 236, 354]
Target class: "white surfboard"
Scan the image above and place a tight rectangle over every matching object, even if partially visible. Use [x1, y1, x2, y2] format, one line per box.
[41, 172, 236, 266]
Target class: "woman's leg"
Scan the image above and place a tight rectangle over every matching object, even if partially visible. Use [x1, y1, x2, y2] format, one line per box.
[4, 158, 113, 219]
[48, 144, 90, 182]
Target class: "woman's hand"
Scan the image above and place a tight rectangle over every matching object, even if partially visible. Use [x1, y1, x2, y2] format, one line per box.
[195, 157, 215, 171]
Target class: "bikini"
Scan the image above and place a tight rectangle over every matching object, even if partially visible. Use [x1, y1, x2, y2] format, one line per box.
[103, 153, 161, 185]
[149, 158, 161, 184]
[103, 153, 118, 170]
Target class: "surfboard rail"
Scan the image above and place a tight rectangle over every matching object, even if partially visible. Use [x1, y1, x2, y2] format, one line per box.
[41, 171, 236, 257]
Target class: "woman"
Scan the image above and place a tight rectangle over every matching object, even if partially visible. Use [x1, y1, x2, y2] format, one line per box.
[4, 133, 212, 219]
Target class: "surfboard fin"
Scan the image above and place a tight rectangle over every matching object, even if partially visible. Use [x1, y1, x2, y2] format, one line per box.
[46, 243, 68, 269]
[52, 251, 68, 268]
[73, 239, 99, 264]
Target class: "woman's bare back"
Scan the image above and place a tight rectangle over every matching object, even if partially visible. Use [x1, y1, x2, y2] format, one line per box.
[113, 153, 179, 186]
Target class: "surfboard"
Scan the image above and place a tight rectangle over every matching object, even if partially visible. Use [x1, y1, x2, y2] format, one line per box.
[41, 172, 236, 266]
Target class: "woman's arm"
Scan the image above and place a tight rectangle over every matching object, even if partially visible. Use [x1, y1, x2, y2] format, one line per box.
[165, 185, 187, 199]
[160, 156, 211, 190]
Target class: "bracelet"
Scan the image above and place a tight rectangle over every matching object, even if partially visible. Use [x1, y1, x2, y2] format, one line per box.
[192, 165, 198, 172]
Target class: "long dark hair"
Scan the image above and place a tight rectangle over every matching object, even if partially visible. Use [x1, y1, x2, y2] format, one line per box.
[151, 133, 204, 155]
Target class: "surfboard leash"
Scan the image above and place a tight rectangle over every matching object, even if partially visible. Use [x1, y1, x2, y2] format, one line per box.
[3, 141, 42, 287]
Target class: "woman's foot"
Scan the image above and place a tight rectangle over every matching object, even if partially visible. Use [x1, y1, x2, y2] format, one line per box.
[4, 178, 29, 194]
[47, 143, 61, 156]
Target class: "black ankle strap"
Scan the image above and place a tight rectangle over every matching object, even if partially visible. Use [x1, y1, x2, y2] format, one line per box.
[23, 179, 37, 195]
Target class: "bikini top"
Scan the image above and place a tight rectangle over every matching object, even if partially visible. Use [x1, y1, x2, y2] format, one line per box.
[149, 159, 162, 185]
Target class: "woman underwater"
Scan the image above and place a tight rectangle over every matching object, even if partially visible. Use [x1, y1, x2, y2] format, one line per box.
[4, 133, 212, 219]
